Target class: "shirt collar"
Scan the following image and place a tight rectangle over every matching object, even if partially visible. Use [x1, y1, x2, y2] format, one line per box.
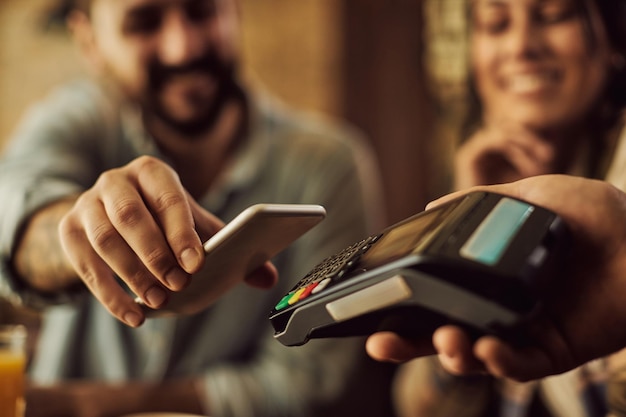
[118, 90, 273, 212]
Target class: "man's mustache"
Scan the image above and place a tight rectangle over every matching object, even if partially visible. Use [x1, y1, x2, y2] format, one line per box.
[148, 53, 233, 90]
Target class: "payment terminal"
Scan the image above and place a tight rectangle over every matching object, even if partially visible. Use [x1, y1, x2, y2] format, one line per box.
[269, 191, 568, 346]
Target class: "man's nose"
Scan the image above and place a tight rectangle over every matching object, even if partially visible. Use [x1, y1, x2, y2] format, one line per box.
[158, 11, 206, 66]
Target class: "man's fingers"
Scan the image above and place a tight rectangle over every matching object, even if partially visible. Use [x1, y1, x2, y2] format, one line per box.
[59, 216, 146, 327]
[133, 157, 205, 275]
[244, 261, 278, 289]
[57, 156, 237, 326]
[74, 193, 175, 308]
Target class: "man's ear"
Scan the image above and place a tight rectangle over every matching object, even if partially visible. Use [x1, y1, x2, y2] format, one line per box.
[66, 10, 103, 73]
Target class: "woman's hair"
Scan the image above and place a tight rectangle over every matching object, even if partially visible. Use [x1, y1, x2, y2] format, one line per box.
[462, 0, 626, 156]
[594, 0, 626, 117]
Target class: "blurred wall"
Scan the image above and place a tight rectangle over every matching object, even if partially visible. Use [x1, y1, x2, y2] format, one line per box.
[0, 0, 84, 148]
[341, 0, 445, 224]
[240, 1, 345, 117]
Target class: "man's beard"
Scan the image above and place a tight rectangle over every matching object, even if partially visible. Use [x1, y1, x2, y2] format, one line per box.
[143, 52, 244, 137]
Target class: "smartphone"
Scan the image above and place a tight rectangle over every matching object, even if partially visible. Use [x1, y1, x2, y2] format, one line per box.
[269, 192, 569, 346]
[140, 203, 326, 317]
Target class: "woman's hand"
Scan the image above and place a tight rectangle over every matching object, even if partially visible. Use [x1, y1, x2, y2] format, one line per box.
[455, 124, 558, 190]
[367, 175, 626, 381]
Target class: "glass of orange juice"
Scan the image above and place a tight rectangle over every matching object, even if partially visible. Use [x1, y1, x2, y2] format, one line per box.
[0, 325, 26, 417]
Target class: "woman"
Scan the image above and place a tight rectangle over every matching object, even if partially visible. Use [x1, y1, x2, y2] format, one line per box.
[393, 0, 626, 416]
[455, 0, 626, 190]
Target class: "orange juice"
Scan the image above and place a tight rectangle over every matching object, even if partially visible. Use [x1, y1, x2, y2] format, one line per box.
[0, 350, 25, 417]
[0, 326, 26, 417]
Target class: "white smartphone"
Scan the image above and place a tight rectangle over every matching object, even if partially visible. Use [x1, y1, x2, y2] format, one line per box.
[140, 203, 327, 317]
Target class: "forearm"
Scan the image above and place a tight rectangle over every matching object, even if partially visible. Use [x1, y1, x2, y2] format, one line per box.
[26, 379, 206, 417]
[13, 198, 81, 293]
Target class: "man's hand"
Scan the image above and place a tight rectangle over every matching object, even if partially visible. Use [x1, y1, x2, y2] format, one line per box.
[58, 156, 276, 327]
[58, 156, 216, 326]
[367, 175, 626, 381]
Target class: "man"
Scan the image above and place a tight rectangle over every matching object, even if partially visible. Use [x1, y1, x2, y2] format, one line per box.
[366, 174, 626, 382]
[0, 0, 394, 415]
